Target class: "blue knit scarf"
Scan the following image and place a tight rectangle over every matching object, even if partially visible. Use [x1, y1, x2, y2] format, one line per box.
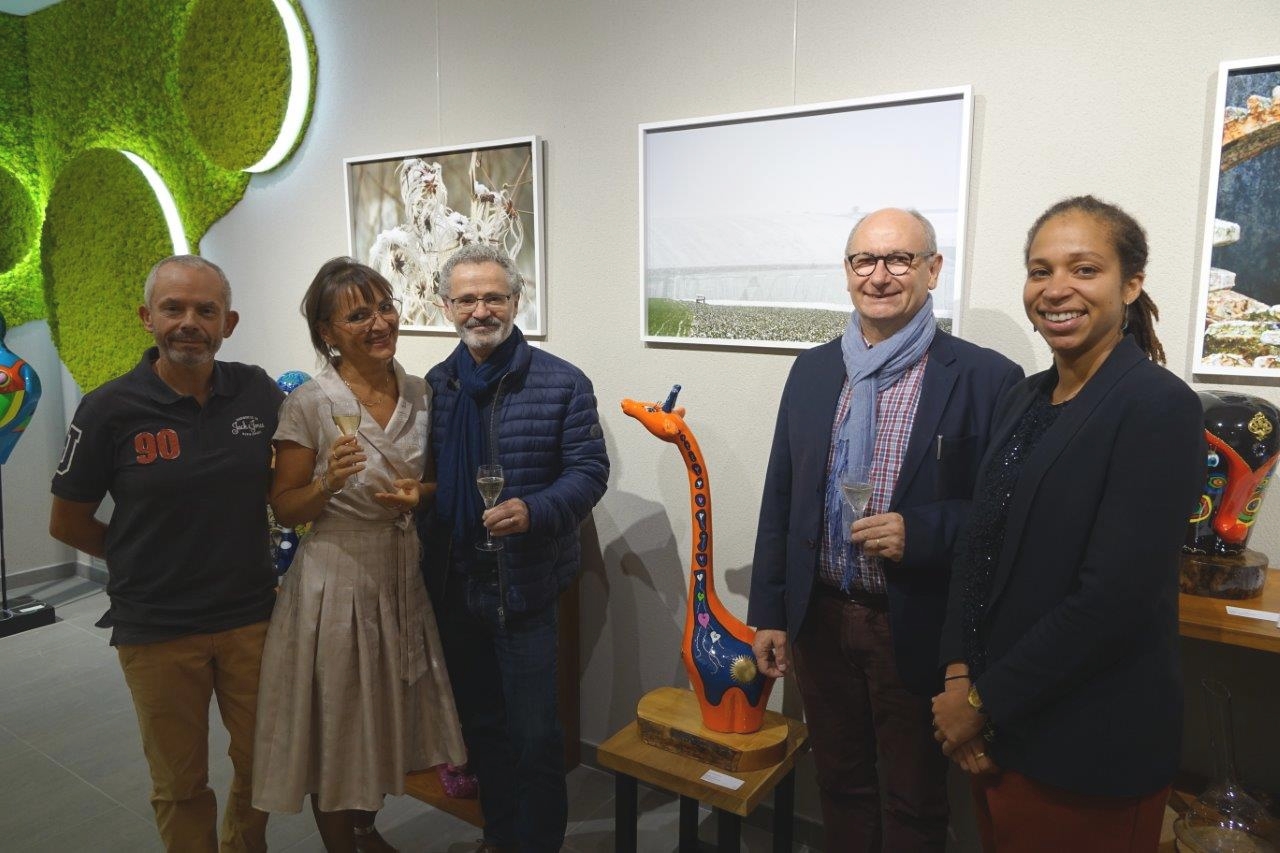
[826, 297, 936, 589]
[436, 326, 525, 543]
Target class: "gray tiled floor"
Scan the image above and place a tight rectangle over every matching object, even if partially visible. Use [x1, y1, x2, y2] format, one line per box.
[0, 578, 815, 852]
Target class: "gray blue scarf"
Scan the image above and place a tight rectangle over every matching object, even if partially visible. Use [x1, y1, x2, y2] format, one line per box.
[826, 296, 936, 589]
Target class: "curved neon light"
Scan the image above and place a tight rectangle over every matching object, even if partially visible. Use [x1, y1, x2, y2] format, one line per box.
[120, 151, 189, 254]
[245, 0, 311, 174]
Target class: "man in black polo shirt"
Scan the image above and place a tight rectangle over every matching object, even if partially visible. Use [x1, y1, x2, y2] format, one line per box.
[49, 255, 283, 853]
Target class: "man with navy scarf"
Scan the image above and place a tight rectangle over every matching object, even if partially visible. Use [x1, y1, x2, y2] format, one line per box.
[420, 243, 608, 853]
[748, 209, 1021, 851]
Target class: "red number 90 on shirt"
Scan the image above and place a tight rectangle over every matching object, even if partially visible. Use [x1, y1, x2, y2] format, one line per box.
[134, 429, 181, 464]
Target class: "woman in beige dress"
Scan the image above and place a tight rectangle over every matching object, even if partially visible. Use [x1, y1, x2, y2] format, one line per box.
[253, 258, 466, 851]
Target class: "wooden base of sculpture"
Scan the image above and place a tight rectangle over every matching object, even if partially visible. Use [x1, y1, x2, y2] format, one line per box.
[636, 686, 788, 772]
[1181, 550, 1268, 599]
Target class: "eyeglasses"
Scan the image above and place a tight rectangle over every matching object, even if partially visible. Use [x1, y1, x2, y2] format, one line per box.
[446, 293, 514, 314]
[846, 252, 935, 277]
[331, 297, 402, 331]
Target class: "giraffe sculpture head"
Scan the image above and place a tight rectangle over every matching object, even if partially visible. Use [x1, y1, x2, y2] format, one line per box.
[620, 384, 685, 443]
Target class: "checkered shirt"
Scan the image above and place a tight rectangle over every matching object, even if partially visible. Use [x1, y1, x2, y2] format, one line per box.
[818, 352, 929, 593]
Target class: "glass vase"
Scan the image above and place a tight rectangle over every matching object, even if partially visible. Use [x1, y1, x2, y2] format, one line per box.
[1173, 678, 1275, 852]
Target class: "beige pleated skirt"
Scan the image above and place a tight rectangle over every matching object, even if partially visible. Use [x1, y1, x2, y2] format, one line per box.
[252, 516, 466, 813]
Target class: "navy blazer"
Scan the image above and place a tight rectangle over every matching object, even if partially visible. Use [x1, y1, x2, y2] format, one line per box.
[748, 330, 1022, 696]
[939, 337, 1205, 797]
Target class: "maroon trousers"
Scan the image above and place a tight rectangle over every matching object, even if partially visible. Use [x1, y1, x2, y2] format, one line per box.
[971, 770, 1168, 852]
[791, 588, 949, 852]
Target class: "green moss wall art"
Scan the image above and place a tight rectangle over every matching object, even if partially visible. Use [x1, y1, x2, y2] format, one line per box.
[0, 0, 316, 392]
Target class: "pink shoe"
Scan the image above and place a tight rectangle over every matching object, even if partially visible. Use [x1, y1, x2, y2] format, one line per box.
[436, 763, 478, 799]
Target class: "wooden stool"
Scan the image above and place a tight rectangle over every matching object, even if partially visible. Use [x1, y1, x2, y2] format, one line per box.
[598, 687, 809, 852]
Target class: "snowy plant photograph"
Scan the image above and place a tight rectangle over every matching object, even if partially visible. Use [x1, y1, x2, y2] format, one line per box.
[345, 137, 544, 334]
[641, 89, 971, 348]
[1193, 57, 1280, 378]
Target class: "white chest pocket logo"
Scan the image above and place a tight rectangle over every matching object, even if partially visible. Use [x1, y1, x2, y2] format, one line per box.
[231, 416, 266, 436]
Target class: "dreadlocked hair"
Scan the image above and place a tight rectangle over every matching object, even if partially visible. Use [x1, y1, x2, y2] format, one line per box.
[1125, 291, 1164, 365]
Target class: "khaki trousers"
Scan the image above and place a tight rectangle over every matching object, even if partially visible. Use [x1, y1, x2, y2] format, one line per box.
[117, 620, 270, 853]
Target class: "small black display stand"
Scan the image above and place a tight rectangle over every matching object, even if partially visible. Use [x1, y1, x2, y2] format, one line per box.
[0, 467, 55, 637]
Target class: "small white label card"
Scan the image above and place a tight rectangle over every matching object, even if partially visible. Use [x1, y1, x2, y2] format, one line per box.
[1225, 605, 1280, 625]
[700, 769, 744, 791]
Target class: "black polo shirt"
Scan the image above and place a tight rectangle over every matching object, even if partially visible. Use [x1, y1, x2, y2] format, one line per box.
[51, 348, 285, 645]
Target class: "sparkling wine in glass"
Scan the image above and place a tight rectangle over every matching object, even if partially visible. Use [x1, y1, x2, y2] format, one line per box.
[329, 400, 361, 486]
[841, 479, 873, 516]
[841, 469, 873, 541]
[331, 405, 361, 437]
[476, 464, 504, 552]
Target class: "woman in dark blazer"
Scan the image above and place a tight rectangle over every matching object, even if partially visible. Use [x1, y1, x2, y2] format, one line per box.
[931, 196, 1205, 851]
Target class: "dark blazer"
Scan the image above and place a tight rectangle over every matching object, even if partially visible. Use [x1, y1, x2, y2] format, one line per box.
[748, 330, 1022, 696]
[939, 337, 1205, 798]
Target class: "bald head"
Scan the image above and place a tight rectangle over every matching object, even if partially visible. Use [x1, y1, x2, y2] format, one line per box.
[843, 207, 942, 345]
[845, 208, 938, 257]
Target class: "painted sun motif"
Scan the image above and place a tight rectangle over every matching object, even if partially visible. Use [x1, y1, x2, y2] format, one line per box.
[730, 656, 758, 684]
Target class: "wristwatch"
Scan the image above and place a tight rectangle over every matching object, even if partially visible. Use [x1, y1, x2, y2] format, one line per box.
[968, 684, 986, 715]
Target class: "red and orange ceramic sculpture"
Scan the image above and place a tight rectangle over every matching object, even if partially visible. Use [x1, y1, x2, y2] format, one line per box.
[1183, 390, 1280, 598]
[622, 385, 774, 734]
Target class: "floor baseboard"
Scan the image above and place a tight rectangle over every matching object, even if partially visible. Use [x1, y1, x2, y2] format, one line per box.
[5, 561, 79, 591]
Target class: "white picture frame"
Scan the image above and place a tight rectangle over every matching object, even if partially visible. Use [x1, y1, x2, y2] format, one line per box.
[344, 136, 546, 335]
[1192, 57, 1280, 377]
[640, 87, 973, 349]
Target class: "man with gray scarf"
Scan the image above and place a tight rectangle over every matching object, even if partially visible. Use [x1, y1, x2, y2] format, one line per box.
[748, 208, 1021, 850]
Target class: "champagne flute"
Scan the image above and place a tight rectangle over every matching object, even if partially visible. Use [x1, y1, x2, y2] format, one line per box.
[329, 400, 362, 486]
[840, 470, 873, 536]
[476, 464, 505, 552]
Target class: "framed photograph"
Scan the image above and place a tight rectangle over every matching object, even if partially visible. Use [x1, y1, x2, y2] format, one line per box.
[640, 87, 973, 348]
[345, 136, 545, 335]
[1193, 57, 1280, 377]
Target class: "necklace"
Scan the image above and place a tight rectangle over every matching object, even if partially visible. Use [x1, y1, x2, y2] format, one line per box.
[339, 366, 394, 407]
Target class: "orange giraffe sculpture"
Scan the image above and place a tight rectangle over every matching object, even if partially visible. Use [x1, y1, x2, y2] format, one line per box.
[622, 385, 774, 733]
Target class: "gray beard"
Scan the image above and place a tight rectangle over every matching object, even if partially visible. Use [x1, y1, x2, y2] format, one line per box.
[159, 338, 219, 367]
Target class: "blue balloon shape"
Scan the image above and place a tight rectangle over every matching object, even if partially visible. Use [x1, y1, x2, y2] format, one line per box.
[0, 313, 41, 465]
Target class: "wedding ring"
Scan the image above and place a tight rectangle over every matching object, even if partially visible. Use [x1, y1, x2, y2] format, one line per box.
[874, 538, 880, 548]
[976, 752, 986, 759]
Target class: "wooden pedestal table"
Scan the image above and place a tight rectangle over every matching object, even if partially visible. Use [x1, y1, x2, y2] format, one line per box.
[597, 687, 809, 852]
[1179, 565, 1280, 653]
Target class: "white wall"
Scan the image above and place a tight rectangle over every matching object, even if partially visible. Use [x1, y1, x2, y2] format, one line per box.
[23, 0, 1280, 841]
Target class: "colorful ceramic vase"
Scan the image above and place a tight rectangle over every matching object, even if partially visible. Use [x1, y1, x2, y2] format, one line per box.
[1182, 390, 1280, 598]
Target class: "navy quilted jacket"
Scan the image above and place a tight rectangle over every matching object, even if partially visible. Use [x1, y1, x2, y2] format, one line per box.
[421, 338, 609, 614]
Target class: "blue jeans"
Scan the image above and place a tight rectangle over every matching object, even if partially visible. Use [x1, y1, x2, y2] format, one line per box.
[439, 575, 566, 852]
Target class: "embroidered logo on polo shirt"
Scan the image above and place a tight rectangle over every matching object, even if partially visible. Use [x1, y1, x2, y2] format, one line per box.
[231, 416, 267, 436]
